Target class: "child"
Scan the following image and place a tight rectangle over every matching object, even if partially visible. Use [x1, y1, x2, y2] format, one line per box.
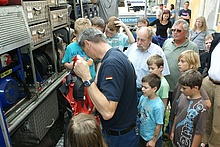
[147, 54, 169, 115]
[170, 69, 208, 147]
[138, 73, 164, 147]
[62, 18, 96, 80]
[66, 113, 107, 147]
[176, 50, 211, 107]
[198, 34, 213, 76]
[91, 16, 105, 32]
[105, 16, 135, 52]
[164, 50, 211, 140]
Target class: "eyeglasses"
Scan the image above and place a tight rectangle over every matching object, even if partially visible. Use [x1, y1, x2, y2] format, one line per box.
[205, 42, 212, 45]
[196, 21, 203, 24]
[172, 29, 182, 33]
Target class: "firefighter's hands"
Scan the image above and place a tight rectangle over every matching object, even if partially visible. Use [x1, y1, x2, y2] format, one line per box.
[73, 57, 92, 82]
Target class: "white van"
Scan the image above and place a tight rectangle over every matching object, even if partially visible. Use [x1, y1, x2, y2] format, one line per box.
[126, 0, 145, 12]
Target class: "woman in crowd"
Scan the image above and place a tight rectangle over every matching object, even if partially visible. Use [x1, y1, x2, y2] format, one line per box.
[149, 9, 172, 47]
[189, 16, 209, 54]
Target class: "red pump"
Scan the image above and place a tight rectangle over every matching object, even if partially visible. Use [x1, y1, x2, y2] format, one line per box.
[60, 55, 99, 123]
[0, 0, 8, 5]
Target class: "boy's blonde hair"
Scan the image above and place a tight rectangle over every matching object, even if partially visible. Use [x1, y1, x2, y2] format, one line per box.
[74, 18, 92, 37]
[205, 34, 213, 42]
[147, 54, 164, 68]
[106, 16, 120, 32]
[178, 50, 200, 70]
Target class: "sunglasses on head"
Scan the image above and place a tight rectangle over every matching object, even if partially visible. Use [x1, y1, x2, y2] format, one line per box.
[172, 29, 182, 33]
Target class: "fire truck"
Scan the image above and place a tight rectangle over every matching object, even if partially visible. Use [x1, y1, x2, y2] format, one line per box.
[0, 0, 98, 146]
[1, 0, 218, 146]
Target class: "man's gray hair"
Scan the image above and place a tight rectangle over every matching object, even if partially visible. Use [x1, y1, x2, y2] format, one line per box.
[173, 19, 189, 31]
[137, 27, 153, 39]
[77, 28, 107, 47]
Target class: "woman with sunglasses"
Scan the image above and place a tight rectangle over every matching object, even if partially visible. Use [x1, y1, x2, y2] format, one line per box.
[189, 16, 209, 54]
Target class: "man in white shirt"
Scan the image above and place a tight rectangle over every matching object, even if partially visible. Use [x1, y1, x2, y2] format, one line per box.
[202, 32, 220, 147]
[156, 4, 164, 19]
[124, 27, 170, 98]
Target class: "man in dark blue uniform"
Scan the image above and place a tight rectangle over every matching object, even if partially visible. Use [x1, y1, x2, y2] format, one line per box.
[73, 28, 139, 147]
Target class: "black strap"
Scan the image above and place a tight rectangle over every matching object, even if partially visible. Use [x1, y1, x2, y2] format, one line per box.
[104, 123, 135, 136]
[191, 31, 201, 41]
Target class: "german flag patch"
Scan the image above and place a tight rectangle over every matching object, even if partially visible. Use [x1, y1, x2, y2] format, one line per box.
[106, 76, 113, 80]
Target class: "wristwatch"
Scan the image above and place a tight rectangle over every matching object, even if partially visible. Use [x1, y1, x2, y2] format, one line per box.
[83, 79, 94, 87]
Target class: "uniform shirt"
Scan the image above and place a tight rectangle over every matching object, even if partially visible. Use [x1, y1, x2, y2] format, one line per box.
[97, 48, 137, 130]
[124, 42, 170, 88]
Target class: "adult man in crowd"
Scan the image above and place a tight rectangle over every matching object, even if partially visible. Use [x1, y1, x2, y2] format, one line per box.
[90, 0, 122, 22]
[73, 28, 139, 147]
[202, 32, 220, 147]
[178, 1, 191, 25]
[124, 27, 170, 98]
[162, 19, 199, 136]
[156, 4, 164, 19]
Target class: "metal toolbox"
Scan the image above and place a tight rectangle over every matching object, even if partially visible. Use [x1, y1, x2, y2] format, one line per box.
[30, 22, 52, 46]
[50, 8, 68, 29]
[11, 90, 59, 145]
[23, 1, 48, 23]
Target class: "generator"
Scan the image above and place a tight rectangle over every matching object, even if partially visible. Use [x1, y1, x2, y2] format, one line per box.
[0, 49, 30, 108]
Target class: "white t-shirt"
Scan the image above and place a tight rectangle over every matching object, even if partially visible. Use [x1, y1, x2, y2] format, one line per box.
[208, 42, 220, 81]
[156, 9, 163, 19]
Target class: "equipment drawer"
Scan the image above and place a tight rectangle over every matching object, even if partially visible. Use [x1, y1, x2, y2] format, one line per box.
[50, 8, 68, 29]
[30, 22, 52, 45]
[23, 1, 48, 23]
[11, 90, 59, 145]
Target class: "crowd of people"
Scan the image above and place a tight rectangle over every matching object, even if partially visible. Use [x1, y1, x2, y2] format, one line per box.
[61, 1, 220, 147]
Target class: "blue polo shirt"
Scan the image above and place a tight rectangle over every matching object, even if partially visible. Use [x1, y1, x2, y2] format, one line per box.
[97, 48, 138, 130]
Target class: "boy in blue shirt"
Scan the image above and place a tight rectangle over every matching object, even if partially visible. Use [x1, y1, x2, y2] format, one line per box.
[138, 73, 164, 147]
[105, 16, 135, 52]
[62, 18, 96, 79]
